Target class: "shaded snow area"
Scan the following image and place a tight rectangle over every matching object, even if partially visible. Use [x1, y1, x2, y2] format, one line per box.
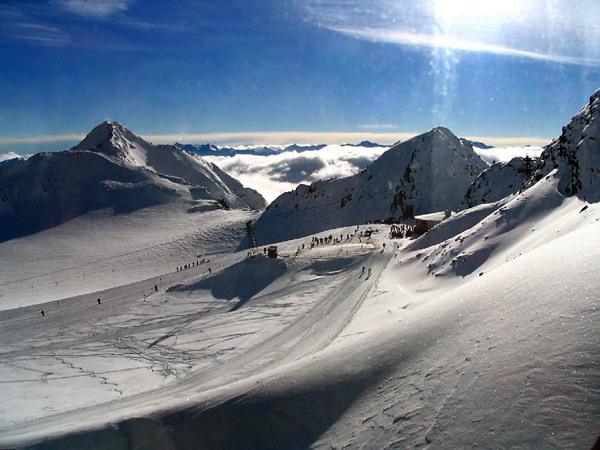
[0, 171, 598, 449]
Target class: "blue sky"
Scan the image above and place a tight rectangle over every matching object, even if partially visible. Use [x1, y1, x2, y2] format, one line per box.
[2, 0, 600, 154]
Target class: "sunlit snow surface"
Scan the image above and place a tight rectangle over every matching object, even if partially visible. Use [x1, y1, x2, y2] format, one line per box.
[0, 171, 598, 449]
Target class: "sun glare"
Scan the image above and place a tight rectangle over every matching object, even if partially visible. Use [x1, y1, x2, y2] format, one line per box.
[434, 0, 523, 23]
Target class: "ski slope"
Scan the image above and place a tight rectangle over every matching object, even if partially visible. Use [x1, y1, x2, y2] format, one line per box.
[0, 177, 598, 449]
[0, 204, 257, 310]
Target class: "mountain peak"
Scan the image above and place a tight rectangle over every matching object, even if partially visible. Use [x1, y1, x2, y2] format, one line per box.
[72, 121, 147, 163]
[430, 126, 454, 135]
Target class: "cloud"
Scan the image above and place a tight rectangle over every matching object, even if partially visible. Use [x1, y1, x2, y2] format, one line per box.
[204, 144, 389, 202]
[57, 0, 133, 18]
[465, 136, 550, 148]
[473, 146, 545, 164]
[356, 123, 397, 130]
[0, 134, 84, 146]
[10, 21, 70, 45]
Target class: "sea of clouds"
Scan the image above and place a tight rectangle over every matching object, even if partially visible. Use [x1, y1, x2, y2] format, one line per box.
[204, 144, 389, 202]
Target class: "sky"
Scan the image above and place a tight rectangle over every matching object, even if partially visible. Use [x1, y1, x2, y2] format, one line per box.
[2, 0, 600, 155]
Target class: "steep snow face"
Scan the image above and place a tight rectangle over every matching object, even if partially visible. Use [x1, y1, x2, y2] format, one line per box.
[537, 89, 600, 199]
[465, 156, 540, 207]
[253, 127, 487, 244]
[74, 122, 266, 210]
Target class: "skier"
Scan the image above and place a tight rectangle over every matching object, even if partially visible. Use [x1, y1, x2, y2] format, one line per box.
[97, 298, 101, 305]
[41, 310, 45, 317]
[208, 267, 212, 274]
[154, 285, 158, 292]
[361, 266, 365, 277]
[367, 267, 372, 278]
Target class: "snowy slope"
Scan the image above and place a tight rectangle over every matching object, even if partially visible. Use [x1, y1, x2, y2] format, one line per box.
[0, 194, 597, 449]
[465, 155, 540, 207]
[0, 203, 257, 309]
[0, 122, 265, 241]
[253, 127, 487, 244]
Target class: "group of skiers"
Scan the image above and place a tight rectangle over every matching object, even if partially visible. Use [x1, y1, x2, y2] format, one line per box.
[389, 223, 415, 239]
[311, 235, 335, 246]
[310, 228, 371, 248]
[176, 258, 209, 272]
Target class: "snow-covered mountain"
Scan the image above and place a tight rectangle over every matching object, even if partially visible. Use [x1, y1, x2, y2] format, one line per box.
[252, 127, 488, 244]
[534, 89, 600, 201]
[0, 122, 265, 242]
[464, 155, 540, 207]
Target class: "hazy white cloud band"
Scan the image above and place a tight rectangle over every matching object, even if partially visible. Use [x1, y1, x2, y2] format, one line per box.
[0, 131, 550, 149]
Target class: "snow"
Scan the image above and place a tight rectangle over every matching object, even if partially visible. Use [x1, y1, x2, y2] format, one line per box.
[0, 204, 257, 310]
[0, 99, 599, 448]
[414, 211, 448, 222]
[0, 183, 597, 448]
[465, 156, 541, 207]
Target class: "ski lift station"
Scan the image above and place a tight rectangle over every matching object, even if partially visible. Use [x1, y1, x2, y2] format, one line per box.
[414, 210, 451, 235]
[267, 245, 278, 258]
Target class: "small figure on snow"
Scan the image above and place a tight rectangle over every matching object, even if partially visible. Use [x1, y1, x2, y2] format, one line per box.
[97, 298, 101, 305]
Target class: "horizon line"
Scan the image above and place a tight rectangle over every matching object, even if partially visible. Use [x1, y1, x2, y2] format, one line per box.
[0, 130, 552, 152]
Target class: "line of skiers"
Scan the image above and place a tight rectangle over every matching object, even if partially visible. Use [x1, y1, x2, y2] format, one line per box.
[310, 232, 360, 248]
[176, 258, 209, 272]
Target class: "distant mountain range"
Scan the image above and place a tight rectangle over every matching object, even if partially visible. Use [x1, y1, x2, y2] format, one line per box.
[175, 141, 387, 158]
